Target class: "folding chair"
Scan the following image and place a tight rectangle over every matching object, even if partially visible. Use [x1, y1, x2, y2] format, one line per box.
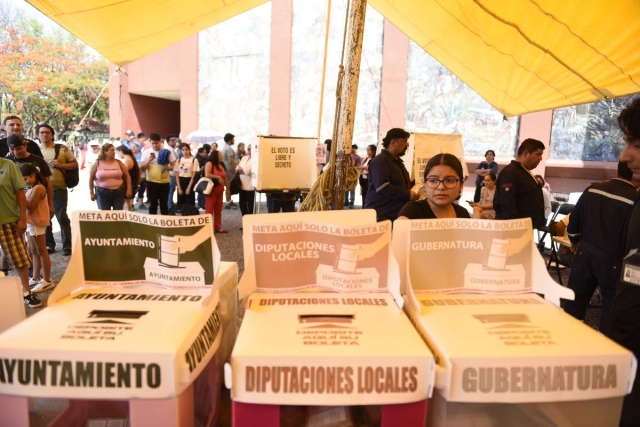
[537, 200, 561, 250]
[546, 203, 575, 285]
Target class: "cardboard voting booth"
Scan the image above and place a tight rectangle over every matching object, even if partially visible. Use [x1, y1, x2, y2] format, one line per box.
[0, 211, 238, 427]
[393, 218, 637, 427]
[403, 133, 468, 184]
[251, 135, 317, 191]
[228, 210, 435, 427]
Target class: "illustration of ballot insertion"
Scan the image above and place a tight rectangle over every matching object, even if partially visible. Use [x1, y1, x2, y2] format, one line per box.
[314, 243, 381, 291]
[463, 238, 526, 291]
[143, 234, 205, 286]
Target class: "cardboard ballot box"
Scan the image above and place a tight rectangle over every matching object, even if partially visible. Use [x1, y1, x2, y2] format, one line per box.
[408, 293, 636, 427]
[230, 292, 435, 427]
[393, 218, 637, 427]
[0, 211, 236, 427]
[230, 210, 436, 427]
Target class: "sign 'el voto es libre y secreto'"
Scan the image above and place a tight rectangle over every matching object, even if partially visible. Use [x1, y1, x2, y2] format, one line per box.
[251, 136, 317, 191]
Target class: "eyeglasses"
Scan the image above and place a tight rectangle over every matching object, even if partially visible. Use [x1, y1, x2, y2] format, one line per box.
[425, 177, 460, 189]
[38, 131, 52, 134]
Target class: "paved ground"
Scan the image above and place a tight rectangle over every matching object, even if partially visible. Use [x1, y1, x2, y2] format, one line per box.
[5, 168, 599, 426]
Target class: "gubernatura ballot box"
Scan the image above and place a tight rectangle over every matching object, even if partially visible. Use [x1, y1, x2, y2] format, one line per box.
[228, 210, 435, 427]
[393, 218, 637, 427]
[0, 211, 238, 427]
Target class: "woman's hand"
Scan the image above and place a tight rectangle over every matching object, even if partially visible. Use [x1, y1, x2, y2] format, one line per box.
[126, 188, 132, 199]
[178, 187, 183, 195]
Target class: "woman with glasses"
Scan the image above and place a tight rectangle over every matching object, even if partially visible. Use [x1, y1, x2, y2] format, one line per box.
[398, 153, 470, 220]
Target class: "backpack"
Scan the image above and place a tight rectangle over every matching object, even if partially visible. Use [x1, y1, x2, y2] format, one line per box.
[54, 144, 80, 189]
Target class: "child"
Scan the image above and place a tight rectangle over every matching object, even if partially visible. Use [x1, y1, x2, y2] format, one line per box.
[20, 164, 55, 294]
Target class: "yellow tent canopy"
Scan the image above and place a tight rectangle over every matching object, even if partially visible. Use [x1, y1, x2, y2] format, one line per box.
[26, 0, 640, 117]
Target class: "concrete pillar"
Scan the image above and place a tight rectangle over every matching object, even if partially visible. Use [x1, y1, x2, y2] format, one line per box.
[269, 0, 293, 135]
[518, 110, 553, 176]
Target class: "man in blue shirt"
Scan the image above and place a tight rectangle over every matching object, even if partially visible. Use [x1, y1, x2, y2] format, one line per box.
[473, 149, 498, 202]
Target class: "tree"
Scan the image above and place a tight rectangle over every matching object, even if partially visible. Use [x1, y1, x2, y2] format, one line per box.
[0, 13, 109, 138]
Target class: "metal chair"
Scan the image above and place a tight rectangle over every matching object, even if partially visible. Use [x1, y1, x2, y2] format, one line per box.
[546, 203, 576, 285]
[537, 200, 561, 250]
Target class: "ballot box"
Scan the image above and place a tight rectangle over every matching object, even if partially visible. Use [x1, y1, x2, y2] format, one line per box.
[0, 211, 238, 427]
[228, 210, 436, 427]
[392, 218, 637, 427]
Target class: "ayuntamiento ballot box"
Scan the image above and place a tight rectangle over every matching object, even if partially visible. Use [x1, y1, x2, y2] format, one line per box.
[0, 211, 237, 427]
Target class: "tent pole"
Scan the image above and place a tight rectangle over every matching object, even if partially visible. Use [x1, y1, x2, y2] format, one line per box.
[317, 0, 332, 145]
[330, 0, 367, 211]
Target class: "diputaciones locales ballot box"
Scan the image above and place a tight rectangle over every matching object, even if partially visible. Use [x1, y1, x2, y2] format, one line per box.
[393, 218, 638, 427]
[0, 211, 238, 427]
[227, 210, 435, 427]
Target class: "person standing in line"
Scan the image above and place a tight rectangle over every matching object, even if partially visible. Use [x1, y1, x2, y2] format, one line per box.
[39, 124, 76, 256]
[174, 143, 199, 207]
[607, 97, 640, 427]
[141, 133, 176, 215]
[20, 164, 54, 293]
[195, 145, 210, 210]
[89, 143, 131, 211]
[344, 144, 362, 208]
[221, 133, 238, 210]
[236, 144, 254, 225]
[365, 128, 418, 222]
[204, 149, 229, 233]
[358, 144, 376, 208]
[0, 115, 43, 159]
[0, 157, 41, 308]
[165, 134, 178, 210]
[6, 134, 54, 220]
[473, 149, 498, 202]
[116, 146, 140, 212]
[236, 143, 247, 162]
[493, 138, 546, 229]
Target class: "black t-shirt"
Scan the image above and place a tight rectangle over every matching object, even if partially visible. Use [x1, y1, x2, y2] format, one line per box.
[6, 153, 52, 178]
[398, 200, 471, 219]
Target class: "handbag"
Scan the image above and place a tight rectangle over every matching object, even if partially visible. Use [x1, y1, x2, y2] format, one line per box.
[230, 171, 242, 195]
[195, 177, 214, 195]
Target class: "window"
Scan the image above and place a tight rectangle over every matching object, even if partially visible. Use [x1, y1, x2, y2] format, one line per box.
[550, 94, 639, 161]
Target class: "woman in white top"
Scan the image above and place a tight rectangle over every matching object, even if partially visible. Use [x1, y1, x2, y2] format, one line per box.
[236, 144, 254, 220]
[470, 172, 497, 219]
[174, 143, 200, 207]
[357, 144, 377, 207]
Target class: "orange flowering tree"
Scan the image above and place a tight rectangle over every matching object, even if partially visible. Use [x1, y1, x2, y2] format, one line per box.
[0, 18, 109, 137]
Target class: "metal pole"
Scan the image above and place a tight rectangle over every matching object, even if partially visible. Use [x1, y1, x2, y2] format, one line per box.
[330, 0, 366, 210]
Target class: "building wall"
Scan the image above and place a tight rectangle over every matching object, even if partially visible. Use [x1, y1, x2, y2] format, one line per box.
[110, 1, 617, 187]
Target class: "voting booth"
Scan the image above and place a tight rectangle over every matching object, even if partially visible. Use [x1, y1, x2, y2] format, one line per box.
[0, 211, 239, 427]
[251, 135, 317, 191]
[403, 133, 468, 198]
[393, 218, 637, 427]
[227, 210, 435, 427]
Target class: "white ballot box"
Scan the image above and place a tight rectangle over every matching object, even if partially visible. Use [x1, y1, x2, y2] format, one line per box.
[407, 293, 636, 427]
[0, 210, 237, 427]
[393, 218, 637, 427]
[230, 211, 436, 427]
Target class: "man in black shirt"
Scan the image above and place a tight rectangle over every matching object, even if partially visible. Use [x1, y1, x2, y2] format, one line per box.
[364, 128, 418, 221]
[6, 135, 54, 218]
[493, 138, 546, 229]
[564, 162, 639, 332]
[1, 116, 43, 159]
[608, 97, 640, 427]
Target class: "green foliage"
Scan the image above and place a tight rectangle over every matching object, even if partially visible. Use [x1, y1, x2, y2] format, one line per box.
[0, 14, 109, 138]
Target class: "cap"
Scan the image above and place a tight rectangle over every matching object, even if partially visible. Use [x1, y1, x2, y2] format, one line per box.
[126, 130, 135, 136]
[89, 139, 100, 146]
[7, 134, 24, 148]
